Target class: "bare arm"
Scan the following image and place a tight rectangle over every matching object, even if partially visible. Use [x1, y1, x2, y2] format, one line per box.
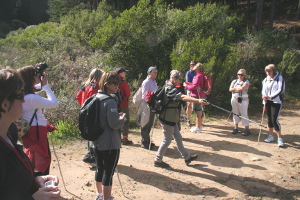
[229, 82, 249, 93]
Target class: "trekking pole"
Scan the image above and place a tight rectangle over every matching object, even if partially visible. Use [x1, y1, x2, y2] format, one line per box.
[258, 104, 266, 142]
[206, 101, 267, 128]
[225, 111, 232, 125]
[149, 114, 157, 150]
[115, 166, 127, 198]
[49, 133, 83, 200]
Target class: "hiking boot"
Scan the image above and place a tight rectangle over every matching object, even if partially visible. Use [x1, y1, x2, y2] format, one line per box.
[190, 126, 202, 133]
[232, 128, 238, 134]
[82, 154, 95, 164]
[264, 135, 275, 143]
[277, 138, 284, 148]
[243, 129, 251, 136]
[89, 162, 97, 168]
[185, 154, 198, 165]
[121, 138, 133, 145]
[154, 161, 170, 168]
[186, 120, 191, 126]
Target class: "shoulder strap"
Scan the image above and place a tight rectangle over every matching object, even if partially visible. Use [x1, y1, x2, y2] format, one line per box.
[29, 109, 38, 126]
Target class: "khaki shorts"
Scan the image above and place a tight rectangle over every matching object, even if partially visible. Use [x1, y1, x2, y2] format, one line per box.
[192, 97, 206, 113]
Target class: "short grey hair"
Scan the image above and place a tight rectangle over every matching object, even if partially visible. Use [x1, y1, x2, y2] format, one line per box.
[170, 70, 183, 80]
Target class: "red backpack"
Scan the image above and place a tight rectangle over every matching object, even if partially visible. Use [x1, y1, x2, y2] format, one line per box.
[202, 73, 212, 94]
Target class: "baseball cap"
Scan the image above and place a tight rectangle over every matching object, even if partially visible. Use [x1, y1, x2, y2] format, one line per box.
[147, 66, 157, 74]
[116, 68, 128, 74]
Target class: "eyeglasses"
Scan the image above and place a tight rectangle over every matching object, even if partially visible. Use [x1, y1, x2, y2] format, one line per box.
[190, 64, 195, 66]
[237, 74, 244, 76]
[10, 91, 25, 101]
[178, 78, 183, 81]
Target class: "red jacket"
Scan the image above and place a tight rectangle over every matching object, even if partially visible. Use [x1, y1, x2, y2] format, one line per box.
[118, 78, 131, 108]
[76, 82, 99, 106]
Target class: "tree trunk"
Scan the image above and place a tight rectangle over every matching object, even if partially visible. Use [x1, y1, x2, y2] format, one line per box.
[255, 0, 264, 31]
[269, 0, 276, 30]
[297, 0, 300, 19]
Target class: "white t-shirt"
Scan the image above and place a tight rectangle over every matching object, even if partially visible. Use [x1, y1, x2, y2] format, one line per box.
[22, 85, 58, 126]
[231, 79, 249, 98]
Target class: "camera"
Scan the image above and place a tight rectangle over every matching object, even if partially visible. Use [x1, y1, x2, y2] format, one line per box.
[45, 180, 56, 187]
[237, 97, 243, 103]
[35, 63, 48, 77]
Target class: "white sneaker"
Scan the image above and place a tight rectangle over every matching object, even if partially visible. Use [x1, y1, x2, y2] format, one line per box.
[264, 135, 275, 143]
[94, 194, 103, 200]
[277, 138, 284, 147]
[190, 126, 202, 133]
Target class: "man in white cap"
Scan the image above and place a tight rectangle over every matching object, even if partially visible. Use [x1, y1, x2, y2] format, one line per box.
[140, 66, 158, 149]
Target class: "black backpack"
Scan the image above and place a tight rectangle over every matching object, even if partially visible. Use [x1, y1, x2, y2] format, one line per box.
[146, 86, 171, 114]
[79, 92, 112, 141]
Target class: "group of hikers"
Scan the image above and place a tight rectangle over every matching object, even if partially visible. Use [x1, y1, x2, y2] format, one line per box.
[0, 61, 285, 200]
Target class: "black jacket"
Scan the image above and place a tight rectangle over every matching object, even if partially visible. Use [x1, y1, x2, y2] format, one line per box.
[0, 135, 36, 200]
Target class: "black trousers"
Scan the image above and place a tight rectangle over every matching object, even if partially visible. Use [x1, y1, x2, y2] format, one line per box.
[266, 100, 282, 131]
[95, 149, 120, 186]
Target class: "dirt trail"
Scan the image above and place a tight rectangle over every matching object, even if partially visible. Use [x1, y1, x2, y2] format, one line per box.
[50, 103, 300, 200]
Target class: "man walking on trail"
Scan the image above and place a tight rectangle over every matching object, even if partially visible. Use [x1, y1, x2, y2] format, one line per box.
[117, 68, 133, 145]
[140, 66, 158, 149]
[185, 60, 197, 126]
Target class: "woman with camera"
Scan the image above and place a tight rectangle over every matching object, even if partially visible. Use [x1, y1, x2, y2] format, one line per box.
[229, 69, 250, 136]
[94, 71, 125, 200]
[18, 65, 58, 176]
[0, 69, 60, 199]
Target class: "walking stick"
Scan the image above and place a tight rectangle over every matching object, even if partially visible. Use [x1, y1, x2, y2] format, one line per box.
[225, 111, 232, 125]
[49, 133, 83, 200]
[258, 105, 266, 142]
[115, 167, 127, 198]
[206, 101, 267, 128]
[149, 114, 157, 150]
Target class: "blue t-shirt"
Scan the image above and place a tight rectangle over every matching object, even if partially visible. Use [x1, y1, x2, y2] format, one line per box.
[185, 70, 196, 91]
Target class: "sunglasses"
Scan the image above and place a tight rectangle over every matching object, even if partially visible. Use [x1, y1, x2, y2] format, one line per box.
[237, 74, 244, 76]
[190, 64, 195, 65]
[111, 81, 119, 86]
[10, 91, 25, 101]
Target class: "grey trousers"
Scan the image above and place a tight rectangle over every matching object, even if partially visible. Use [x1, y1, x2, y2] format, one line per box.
[141, 112, 155, 144]
[155, 123, 190, 162]
[120, 106, 130, 137]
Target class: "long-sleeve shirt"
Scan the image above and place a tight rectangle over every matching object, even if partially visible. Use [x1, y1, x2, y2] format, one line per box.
[118, 78, 131, 108]
[96, 92, 124, 151]
[22, 84, 58, 126]
[262, 72, 285, 104]
[185, 72, 206, 98]
[141, 77, 158, 100]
